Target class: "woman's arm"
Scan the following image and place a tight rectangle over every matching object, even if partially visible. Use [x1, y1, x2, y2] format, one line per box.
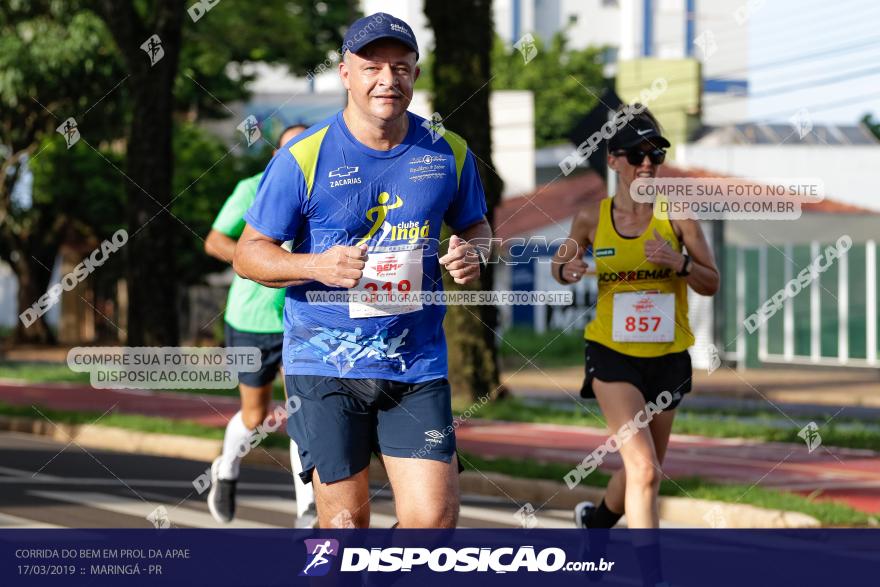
[551, 201, 599, 285]
[645, 219, 720, 296]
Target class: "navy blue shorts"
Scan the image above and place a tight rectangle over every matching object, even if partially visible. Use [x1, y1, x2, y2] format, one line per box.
[224, 324, 283, 387]
[285, 375, 456, 484]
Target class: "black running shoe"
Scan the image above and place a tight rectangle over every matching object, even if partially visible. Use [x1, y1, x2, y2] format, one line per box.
[207, 457, 237, 523]
[574, 501, 596, 528]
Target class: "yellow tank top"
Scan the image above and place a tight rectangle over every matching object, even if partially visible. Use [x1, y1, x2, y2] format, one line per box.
[584, 197, 694, 357]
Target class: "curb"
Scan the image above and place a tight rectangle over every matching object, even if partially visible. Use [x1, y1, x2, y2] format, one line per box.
[1, 415, 821, 529]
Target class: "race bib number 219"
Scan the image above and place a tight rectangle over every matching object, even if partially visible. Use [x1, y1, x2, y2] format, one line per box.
[349, 247, 423, 318]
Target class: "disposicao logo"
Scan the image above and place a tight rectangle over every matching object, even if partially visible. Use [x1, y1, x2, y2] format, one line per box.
[300, 539, 340, 577]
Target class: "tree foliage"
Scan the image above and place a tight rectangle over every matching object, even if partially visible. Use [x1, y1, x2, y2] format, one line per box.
[862, 113, 880, 142]
[491, 33, 606, 146]
[0, 1, 127, 342]
[169, 123, 268, 285]
[175, 0, 352, 119]
[419, 32, 607, 147]
[0, 0, 352, 343]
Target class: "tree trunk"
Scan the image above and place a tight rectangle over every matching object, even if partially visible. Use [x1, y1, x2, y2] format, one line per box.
[12, 248, 58, 345]
[94, 0, 184, 345]
[124, 71, 180, 346]
[425, 0, 503, 402]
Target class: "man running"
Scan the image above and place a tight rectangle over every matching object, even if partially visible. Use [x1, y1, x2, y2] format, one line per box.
[204, 124, 316, 526]
[233, 12, 491, 528]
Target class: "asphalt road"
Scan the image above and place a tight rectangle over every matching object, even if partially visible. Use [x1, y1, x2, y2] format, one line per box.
[0, 431, 579, 530]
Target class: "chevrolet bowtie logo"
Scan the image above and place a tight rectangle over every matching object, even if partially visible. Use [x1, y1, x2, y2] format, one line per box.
[329, 165, 359, 178]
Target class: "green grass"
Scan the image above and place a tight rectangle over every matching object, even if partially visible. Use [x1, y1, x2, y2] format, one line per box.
[498, 327, 583, 369]
[672, 412, 880, 450]
[0, 361, 287, 399]
[6, 358, 876, 451]
[0, 362, 92, 384]
[459, 452, 872, 527]
[455, 397, 880, 451]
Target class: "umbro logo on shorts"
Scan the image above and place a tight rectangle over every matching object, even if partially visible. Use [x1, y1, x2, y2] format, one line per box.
[425, 430, 444, 445]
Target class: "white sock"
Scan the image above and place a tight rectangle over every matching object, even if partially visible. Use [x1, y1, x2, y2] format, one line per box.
[219, 411, 253, 480]
[290, 438, 315, 517]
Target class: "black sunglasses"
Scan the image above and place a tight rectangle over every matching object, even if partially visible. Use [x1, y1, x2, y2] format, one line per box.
[613, 148, 666, 166]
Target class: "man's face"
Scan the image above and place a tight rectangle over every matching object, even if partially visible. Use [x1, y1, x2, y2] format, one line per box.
[340, 39, 419, 123]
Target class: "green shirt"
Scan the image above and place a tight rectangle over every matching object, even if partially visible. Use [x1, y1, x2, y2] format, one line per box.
[212, 173, 285, 333]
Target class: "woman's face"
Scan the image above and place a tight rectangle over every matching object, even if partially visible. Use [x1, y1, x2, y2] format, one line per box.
[607, 140, 664, 188]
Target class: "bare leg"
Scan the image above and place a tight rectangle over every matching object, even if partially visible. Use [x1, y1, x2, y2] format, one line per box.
[592, 379, 661, 528]
[313, 467, 371, 528]
[383, 454, 459, 528]
[602, 408, 677, 514]
[239, 382, 272, 430]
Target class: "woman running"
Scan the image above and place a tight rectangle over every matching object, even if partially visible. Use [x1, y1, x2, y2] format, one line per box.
[553, 104, 719, 529]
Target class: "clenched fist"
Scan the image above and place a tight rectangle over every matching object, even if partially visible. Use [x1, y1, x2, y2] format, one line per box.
[559, 257, 589, 283]
[643, 228, 683, 270]
[439, 235, 482, 285]
[312, 244, 368, 288]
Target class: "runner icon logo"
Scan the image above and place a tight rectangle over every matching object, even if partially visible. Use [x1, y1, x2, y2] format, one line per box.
[798, 422, 822, 453]
[513, 33, 538, 64]
[140, 34, 165, 66]
[706, 344, 721, 375]
[236, 115, 261, 147]
[146, 506, 171, 529]
[515, 503, 538, 529]
[56, 117, 80, 149]
[421, 112, 446, 143]
[300, 539, 340, 577]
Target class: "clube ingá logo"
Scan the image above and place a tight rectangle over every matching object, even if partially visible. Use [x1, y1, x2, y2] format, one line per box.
[300, 538, 340, 577]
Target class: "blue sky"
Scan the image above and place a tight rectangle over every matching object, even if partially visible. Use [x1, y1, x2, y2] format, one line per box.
[747, 0, 880, 124]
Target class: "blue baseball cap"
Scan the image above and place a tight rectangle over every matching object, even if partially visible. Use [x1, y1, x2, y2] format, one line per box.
[342, 12, 419, 58]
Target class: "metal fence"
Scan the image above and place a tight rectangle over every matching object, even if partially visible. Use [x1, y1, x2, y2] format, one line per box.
[722, 240, 878, 368]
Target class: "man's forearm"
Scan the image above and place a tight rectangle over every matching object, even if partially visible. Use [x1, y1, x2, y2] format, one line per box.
[459, 218, 493, 255]
[233, 240, 314, 288]
[205, 230, 237, 263]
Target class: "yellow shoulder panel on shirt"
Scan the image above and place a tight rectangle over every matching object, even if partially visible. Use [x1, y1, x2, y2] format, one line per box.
[440, 130, 468, 188]
[288, 125, 330, 198]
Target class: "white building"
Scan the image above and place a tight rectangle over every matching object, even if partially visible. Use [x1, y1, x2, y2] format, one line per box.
[679, 122, 880, 212]
[366, 0, 750, 125]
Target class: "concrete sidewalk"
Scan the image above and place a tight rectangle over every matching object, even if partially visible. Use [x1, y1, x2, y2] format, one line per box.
[7, 345, 877, 405]
[503, 365, 880, 408]
[2, 379, 879, 515]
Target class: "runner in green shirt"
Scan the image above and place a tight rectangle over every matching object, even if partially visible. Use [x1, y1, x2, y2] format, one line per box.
[211, 170, 287, 334]
[203, 124, 316, 526]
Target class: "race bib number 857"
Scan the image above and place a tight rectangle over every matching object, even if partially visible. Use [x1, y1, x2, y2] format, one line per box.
[612, 292, 675, 343]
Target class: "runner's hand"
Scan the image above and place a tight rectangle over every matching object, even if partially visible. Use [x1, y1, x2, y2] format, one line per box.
[561, 257, 588, 283]
[313, 244, 367, 288]
[439, 235, 480, 285]
[644, 228, 683, 269]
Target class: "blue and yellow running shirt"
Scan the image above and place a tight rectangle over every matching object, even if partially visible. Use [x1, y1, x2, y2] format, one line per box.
[245, 110, 488, 383]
